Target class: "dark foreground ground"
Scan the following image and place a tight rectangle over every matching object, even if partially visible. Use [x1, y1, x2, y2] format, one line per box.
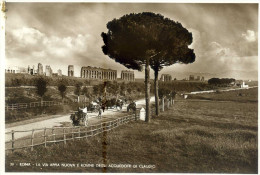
[6, 90, 258, 173]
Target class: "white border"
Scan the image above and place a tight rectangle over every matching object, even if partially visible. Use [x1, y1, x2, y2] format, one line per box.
[3, 0, 260, 3]
[1, 1, 259, 175]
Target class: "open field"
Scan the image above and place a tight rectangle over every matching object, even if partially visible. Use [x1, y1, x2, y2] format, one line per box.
[6, 90, 257, 173]
[188, 87, 258, 103]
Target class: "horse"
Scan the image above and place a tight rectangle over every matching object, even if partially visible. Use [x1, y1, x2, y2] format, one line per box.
[70, 107, 88, 126]
[127, 101, 136, 112]
[115, 99, 124, 111]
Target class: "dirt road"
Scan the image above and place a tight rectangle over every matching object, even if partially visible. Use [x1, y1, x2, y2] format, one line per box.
[5, 97, 155, 141]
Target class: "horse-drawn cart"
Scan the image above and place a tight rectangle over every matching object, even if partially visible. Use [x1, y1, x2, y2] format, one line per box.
[70, 107, 88, 126]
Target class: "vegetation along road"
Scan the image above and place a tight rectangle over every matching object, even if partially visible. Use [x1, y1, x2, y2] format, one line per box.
[5, 97, 155, 142]
[6, 87, 257, 173]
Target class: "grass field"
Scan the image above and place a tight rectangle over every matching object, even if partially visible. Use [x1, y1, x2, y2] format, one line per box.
[188, 87, 258, 103]
[6, 87, 258, 173]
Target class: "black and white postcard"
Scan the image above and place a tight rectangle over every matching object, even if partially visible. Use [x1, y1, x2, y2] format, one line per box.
[1, 1, 258, 174]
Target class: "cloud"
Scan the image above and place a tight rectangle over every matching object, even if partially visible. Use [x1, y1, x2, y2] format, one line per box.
[11, 27, 45, 45]
[6, 26, 132, 77]
[162, 40, 257, 75]
[7, 27, 92, 57]
[5, 3, 258, 79]
[242, 30, 257, 42]
[206, 42, 237, 57]
[6, 27, 94, 76]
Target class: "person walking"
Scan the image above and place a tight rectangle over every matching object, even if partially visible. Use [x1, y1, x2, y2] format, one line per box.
[97, 105, 102, 119]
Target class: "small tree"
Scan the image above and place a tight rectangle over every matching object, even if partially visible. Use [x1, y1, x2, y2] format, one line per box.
[127, 87, 132, 94]
[158, 86, 171, 112]
[11, 78, 21, 87]
[93, 84, 103, 97]
[82, 87, 89, 96]
[74, 83, 82, 103]
[120, 82, 126, 96]
[58, 83, 67, 103]
[35, 77, 48, 106]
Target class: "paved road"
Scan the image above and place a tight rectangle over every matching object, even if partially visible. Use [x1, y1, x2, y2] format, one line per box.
[185, 86, 257, 95]
[5, 97, 155, 141]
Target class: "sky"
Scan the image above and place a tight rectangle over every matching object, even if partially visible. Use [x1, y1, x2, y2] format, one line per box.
[5, 3, 258, 79]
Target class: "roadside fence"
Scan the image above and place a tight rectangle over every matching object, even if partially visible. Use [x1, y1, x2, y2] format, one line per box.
[5, 101, 70, 111]
[5, 113, 139, 153]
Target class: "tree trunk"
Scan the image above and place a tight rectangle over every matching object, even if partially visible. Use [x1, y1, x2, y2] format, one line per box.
[162, 97, 164, 112]
[154, 69, 159, 116]
[40, 96, 44, 115]
[145, 58, 150, 122]
[41, 96, 43, 107]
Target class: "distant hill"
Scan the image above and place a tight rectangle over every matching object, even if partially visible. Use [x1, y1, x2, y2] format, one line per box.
[216, 70, 258, 81]
[162, 70, 258, 81]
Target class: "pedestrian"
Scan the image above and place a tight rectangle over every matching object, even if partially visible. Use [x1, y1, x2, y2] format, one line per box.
[97, 105, 102, 119]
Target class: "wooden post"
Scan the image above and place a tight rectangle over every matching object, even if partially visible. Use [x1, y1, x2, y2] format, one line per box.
[170, 97, 173, 106]
[31, 129, 34, 151]
[103, 123, 106, 132]
[85, 127, 88, 138]
[72, 128, 75, 141]
[63, 128, 66, 145]
[78, 127, 81, 139]
[44, 128, 47, 147]
[11, 130, 14, 153]
[52, 128, 55, 142]
[162, 97, 165, 112]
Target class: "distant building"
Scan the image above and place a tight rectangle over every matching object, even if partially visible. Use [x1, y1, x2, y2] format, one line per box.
[28, 65, 37, 75]
[68, 65, 74, 77]
[45, 65, 53, 77]
[121, 70, 135, 81]
[57, 69, 62, 76]
[189, 75, 195, 81]
[81, 66, 117, 81]
[240, 81, 249, 88]
[37, 63, 43, 75]
[78, 95, 89, 103]
[160, 74, 172, 82]
[5, 66, 27, 74]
